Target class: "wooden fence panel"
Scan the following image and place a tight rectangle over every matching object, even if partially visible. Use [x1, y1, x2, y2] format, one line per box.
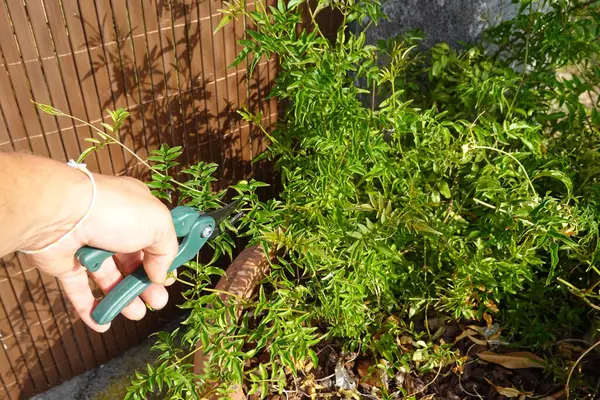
[0, 0, 286, 397]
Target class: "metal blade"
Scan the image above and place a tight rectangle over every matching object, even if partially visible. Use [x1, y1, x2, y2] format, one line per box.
[202, 200, 243, 238]
[211, 211, 244, 238]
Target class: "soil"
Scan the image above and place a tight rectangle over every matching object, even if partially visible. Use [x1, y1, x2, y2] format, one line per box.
[241, 318, 600, 400]
[209, 245, 600, 400]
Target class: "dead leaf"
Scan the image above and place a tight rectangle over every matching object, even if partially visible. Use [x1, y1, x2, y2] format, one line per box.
[551, 390, 566, 399]
[334, 362, 356, 390]
[478, 351, 545, 369]
[466, 325, 485, 335]
[399, 335, 413, 345]
[495, 386, 522, 398]
[488, 327, 503, 341]
[485, 378, 533, 398]
[357, 359, 385, 389]
[454, 328, 480, 343]
[357, 359, 373, 379]
[485, 299, 500, 313]
[536, 389, 566, 400]
[483, 312, 493, 328]
[557, 342, 585, 358]
[468, 335, 489, 346]
[398, 335, 414, 352]
[455, 327, 491, 345]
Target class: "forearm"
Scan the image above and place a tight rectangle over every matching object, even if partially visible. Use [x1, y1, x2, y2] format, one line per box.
[0, 152, 89, 256]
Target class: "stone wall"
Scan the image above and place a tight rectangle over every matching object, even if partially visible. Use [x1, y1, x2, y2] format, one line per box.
[365, 0, 520, 48]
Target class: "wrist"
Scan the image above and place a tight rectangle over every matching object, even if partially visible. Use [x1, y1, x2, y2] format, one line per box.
[0, 153, 92, 254]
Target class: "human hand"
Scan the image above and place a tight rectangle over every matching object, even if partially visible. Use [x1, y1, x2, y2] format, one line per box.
[1, 153, 178, 332]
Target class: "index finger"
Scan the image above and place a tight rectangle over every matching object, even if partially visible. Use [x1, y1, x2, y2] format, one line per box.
[141, 207, 179, 284]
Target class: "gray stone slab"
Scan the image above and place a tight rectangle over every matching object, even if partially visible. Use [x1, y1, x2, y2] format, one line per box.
[365, 0, 520, 48]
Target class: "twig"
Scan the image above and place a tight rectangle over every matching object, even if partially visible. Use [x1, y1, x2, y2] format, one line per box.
[558, 278, 600, 311]
[400, 363, 443, 400]
[35, 102, 204, 195]
[554, 339, 593, 348]
[566, 339, 600, 399]
[459, 377, 484, 400]
[315, 372, 336, 382]
[471, 145, 536, 196]
[530, 386, 565, 399]
[473, 197, 497, 210]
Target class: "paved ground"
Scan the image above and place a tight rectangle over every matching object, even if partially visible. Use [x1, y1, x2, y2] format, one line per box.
[31, 316, 184, 400]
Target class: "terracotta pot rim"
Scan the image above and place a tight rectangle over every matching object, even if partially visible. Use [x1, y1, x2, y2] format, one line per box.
[193, 244, 274, 400]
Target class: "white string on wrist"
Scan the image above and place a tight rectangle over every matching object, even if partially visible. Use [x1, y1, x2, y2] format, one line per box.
[19, 160, 96, 255]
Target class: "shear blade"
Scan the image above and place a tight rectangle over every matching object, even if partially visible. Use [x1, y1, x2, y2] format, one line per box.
[203, 200, 243, 238]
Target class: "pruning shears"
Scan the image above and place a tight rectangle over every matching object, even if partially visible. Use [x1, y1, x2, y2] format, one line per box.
[75, 201, 241, 325]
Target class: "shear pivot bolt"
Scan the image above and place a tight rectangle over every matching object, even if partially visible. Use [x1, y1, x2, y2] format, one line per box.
[201, 226, 214, 238]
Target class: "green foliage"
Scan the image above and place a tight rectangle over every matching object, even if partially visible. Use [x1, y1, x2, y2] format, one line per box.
[123, 0, 600, 398]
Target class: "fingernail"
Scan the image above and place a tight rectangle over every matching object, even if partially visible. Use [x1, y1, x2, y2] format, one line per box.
[164, 276, 176, 286]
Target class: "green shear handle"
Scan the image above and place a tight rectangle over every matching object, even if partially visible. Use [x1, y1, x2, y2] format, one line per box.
[76, 202, 239, 325]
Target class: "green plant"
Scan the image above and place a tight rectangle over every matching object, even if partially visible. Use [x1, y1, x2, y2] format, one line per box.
[210, 0, 597, 396]
[39, 0, 600, 397]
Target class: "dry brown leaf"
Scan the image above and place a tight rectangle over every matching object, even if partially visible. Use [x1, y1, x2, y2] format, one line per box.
[468, 335, 489, 346]
[483, 312, 493, 328]
[537, 389, 566, 400]
[399, 335, 413, 345]
[454, 328, 480, 343]
[397, 335, 414, 352]
[485, 378, 533, 398]
[488, 328, 503, 341]
[357, 359, 385, 389]
[357, 359, 373, 378]
[478, 351, 545, 369]
[496, 387, 522, 398]
[466, 325, 486, 335]
[485, 299, 500, 313]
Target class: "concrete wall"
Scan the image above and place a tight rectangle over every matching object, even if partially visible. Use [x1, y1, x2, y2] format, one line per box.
[366, 0, 520, 48]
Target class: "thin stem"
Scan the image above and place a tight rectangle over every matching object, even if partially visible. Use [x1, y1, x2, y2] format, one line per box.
[171, 276, 255, 303]
[63, 113, 152, 169]
[175, 276, 196, 288]
[203, 287, 248, 303]
[400, 362, 443, 399]
[473, 197, 496, 210]
[173, 342, 205, 366]
[565, 339, 600, 399]
[45, 107, 204, 195]
[472, 145, 537, 195]
[306, 2, 324, 39]
[558, 277, 600, 311]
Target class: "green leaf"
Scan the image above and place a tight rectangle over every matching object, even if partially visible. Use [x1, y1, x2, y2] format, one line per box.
[214, 14, 232, 34]
[101, 122, 114, 132]
[77, 146, 97, 163]
[33, 102, 64, 116]
[287, 0, 305, 9]
[438, 180, 451, 199]
[232, 359, 244, 383]
[533, 170, 573, 198]
[546, 242, 559, 285]
[230, 47, 252, 69]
